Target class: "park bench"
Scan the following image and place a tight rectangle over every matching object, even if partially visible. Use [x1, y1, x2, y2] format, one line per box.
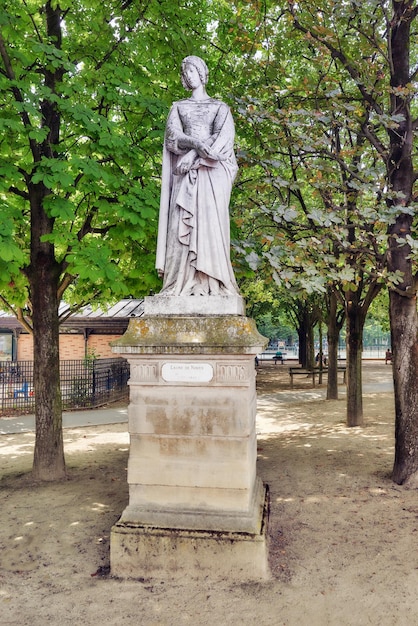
[273, 353, 286, 365]
[289, 367, 316, 388]
[289, 366, 346, 388]
[256, 351, 287, 365]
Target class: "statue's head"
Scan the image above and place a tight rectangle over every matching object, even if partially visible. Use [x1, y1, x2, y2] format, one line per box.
[181, 56, 209, 90]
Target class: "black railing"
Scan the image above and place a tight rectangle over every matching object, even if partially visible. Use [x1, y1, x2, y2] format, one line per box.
[0, 358, 129, 416]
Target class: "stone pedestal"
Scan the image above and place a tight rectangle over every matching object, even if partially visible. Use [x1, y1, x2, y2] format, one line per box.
[110, 296, 269, 580]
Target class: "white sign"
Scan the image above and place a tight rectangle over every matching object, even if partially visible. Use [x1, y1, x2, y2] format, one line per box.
[161, 362, 213, 383]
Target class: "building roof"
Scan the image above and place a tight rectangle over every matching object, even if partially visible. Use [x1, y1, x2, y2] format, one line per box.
[0, 299, 144, 334]
[59, 298, 144, 319]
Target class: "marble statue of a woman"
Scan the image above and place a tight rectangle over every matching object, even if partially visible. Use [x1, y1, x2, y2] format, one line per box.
[156, 56, 240, 296]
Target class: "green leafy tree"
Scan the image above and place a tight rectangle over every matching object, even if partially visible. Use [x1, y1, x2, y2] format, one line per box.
[223, 1, 416, 445]
[234, 97, 385, 417]
[219, 0, 385, 417]
[0, 0, 220, 480]
[286, 0, 418, 483]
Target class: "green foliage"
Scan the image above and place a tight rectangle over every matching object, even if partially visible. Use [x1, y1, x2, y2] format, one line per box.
[367, 289, 391, 333]
[223, 0, 417, 323]
[1, 0, 415, 322]
[0, 0, 224, 316]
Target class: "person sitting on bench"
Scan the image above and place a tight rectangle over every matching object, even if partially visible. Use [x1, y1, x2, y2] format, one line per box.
[274, 351, 284, 365]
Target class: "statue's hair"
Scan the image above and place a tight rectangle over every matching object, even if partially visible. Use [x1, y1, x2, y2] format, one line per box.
[181, 56, 209, 89]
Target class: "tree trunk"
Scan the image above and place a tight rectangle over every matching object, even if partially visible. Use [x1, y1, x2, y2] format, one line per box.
[298, 326, 307, 367]
[297, 313, 315, 368]
[292, 298, 320, 368]
[326, 290, 341, 400]
[387, 0, 418, 484]
[346, 298, 364, 427]
[27, 180, 65, 481]
[306, 321, 315, 370]
[391, 291, 418, 484]
[24, 3, 65, 481]
[31, 272, 65, 481]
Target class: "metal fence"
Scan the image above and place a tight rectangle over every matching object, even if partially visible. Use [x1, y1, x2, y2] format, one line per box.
[0, 358, 130, 416]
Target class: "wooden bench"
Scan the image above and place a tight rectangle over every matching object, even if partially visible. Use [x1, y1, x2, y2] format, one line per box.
[289, 366, 346, 388]
[318, 367, 347, 385]
[289, 368, 316, 388]
[256, 352, 287, 364]
[273, 354, 285, 365]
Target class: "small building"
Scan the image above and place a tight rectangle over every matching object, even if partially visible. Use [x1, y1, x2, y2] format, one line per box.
[0, 299, 144, 361]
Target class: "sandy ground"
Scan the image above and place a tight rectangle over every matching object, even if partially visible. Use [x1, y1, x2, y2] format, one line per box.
[1, 361, 417, 625]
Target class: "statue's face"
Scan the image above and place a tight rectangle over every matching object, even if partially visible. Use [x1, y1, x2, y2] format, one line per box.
[183, 63, 202, 89]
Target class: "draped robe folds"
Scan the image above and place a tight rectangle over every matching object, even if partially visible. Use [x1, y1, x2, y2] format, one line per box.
[156, 97, 240, 296]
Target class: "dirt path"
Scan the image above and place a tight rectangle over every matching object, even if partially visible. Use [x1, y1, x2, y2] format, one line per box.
[1, 361, 417, 625]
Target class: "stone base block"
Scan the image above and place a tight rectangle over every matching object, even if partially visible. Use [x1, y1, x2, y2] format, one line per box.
[122, 476, 266, 533]
[110, 487, 270, 581]
[144, 295, 246, 316]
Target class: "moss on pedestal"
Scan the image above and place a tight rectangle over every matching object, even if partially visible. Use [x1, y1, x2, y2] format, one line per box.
[112, 316, 267, 355]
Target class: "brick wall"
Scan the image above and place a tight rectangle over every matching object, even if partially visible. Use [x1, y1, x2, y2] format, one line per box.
[18, 334, 34, 361]
[88, 335, 120, 358]
[60, 335, 85, 360]
[17, 333, 122, 361]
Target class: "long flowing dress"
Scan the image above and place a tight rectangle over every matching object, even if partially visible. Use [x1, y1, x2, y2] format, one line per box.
[156, 97, 240, 296]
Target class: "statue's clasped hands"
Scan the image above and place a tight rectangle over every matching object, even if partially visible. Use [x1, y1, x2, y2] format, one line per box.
[194, 139, 218, 160]
[174, 139, 222, 175]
